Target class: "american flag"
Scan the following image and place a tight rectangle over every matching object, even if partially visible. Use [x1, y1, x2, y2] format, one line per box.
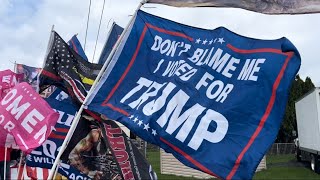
[39, 31, 102, 104]
[11, 165, 50, 180]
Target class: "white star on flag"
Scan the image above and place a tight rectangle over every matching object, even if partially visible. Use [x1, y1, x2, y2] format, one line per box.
[143, 123, 150, 131]
[196, 38, 201, 44]
[218, 38, 225, 44]
[133, 117, 139, 123]
[202, 39, 208, 45]
[128, 115, 134, 119]
[151, 129, 157, 136]
[137, 120, 143, 126]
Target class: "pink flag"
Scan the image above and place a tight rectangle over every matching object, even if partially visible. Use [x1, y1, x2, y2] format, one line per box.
[0, 69, 24, 99]
[0, 82, 59, 152]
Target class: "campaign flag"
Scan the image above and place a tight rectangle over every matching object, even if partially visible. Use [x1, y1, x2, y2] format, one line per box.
[38, 31, 102, 104]
[48, 87, 71, 104]
[26, 97, 92, 180]
[0, 69, 24, 99]
[27, 97, 155, 180]
[68, 34, 89, 61]
[59, 115, 157, 180]
[0, 82, 59, 152]
[148, 0, 320, 14]
[16, 64, 41, 90]
[86, 10, 301, 179]
[98, 23, 124, 65]
[100, 119, 157, 180]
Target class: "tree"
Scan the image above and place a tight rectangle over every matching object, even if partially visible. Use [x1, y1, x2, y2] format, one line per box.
[275, 75, 315, 143]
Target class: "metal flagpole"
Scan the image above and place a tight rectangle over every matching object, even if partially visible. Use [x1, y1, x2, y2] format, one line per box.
[4, 147, 7, 180]
[13, 61, 17, 73]
[42, 25, 55, 68]
[53, 160, 60, 179]
[20, 162, 26, 179]
[37, 25, 55, 94]
[47, 1, 147, 179]
[17, 151, 24, 180]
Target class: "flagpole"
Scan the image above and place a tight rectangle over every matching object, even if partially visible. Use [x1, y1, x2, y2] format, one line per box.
[47, 1, 147, 179]
[42, 25, 55, 68]
[20, 162, 26, 179]
[17, 151, 24, 180]
[13, 61, 17, 73]
[53, 160, 60, 179]
[37, 25, 55, 93]
[3, 148, 6, 180]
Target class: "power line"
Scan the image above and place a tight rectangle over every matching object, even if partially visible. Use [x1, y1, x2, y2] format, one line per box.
[92, 0, 107, 63]
[84, 0, 92, 52]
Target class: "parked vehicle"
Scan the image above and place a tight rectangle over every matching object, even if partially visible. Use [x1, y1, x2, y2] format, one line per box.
[295, 88, 320, 174]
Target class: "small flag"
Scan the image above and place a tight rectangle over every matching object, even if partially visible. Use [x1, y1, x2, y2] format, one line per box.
[0, 69, 24, 99]
[98, 23, 124, 65]
[67, 34, 89, 61]
[16, 64, 41, 90]
[39, 31, 102, 104]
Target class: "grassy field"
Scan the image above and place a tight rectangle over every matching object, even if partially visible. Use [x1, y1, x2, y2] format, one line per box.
[147, 151, 320, 180]
[254, 154, 320, 180]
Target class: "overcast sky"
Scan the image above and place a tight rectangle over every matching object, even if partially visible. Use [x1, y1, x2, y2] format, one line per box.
[1, 0, 319, 86]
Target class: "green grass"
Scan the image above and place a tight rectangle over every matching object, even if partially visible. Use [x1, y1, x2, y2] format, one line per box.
[266, 154, 296, 165]
[253, 154, 320, 179]
[254, 167, 320, 180]
[147, 151, 320, 180]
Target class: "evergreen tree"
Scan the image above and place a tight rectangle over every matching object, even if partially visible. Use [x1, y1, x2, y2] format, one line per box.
[276, 75, 315, 143]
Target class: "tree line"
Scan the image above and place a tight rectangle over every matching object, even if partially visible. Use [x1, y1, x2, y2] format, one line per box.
[276, 75, 315, 143]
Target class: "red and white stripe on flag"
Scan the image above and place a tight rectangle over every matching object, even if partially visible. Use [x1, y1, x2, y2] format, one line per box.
[11, 165, 49, 180]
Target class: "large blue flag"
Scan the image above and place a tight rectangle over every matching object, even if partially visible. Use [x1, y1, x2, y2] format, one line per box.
[98, 23, 123, 65]
[86, 10, 300, 179]
[68, 34, 89, 61]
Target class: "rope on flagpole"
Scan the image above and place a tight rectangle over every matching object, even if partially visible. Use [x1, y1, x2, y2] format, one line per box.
[47, 0, 146, 179]
[84, 0, 92, 52]
[92, 0, 107, 63]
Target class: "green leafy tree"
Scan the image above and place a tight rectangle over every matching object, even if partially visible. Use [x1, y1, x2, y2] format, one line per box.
[275, 75, 315, 143]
